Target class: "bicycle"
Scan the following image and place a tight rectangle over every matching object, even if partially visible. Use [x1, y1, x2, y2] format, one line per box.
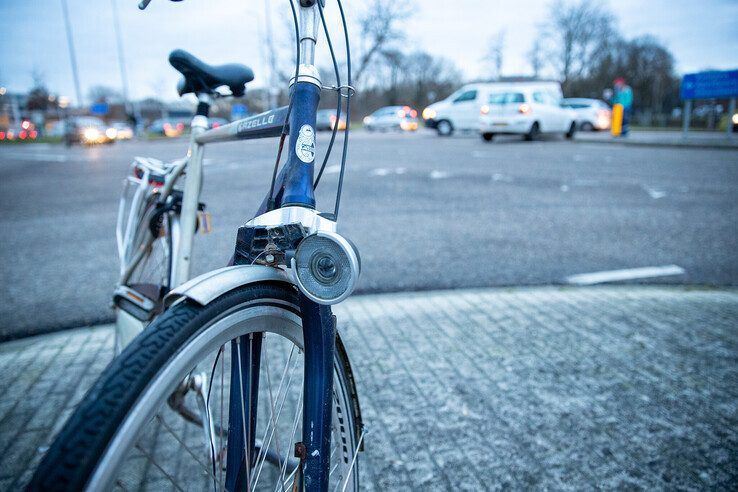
[28, 0, 364, 490]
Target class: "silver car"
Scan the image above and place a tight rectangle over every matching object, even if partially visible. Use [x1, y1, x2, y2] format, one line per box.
[561, 98, 612, 131]
[363, 106, 419, 132]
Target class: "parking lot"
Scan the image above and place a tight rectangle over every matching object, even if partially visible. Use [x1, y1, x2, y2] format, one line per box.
[1, 131, 737, 339]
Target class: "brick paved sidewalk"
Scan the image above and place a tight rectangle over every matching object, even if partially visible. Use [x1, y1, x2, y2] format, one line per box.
[0, 286, 736, 490]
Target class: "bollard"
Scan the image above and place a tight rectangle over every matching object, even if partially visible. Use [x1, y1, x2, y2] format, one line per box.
[611, 103, 624, 137]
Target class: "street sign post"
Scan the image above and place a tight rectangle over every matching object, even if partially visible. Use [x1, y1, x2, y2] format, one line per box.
[680, 70, 738, 135]
[231, 103, 248, 121]
[90, 103, 109, 116]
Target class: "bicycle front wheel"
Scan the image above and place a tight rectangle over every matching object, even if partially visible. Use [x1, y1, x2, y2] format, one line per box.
[30, 283, 361, 491]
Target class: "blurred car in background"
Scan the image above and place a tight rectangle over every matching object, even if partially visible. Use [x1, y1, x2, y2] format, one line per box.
[209, 117, 230, 129]
[0, 120, 38, 141]
[479, 84, 577, 142]
[315, 109, 347, 131]
[423, 84, 486, 135]
[424, 81, 570, 137]
[363, 106, 418, 132]
[110, 121, 134, 140]
[148, 118, 189, 138]
[60, 117, 115, 145]
[561, 98, 611, 131]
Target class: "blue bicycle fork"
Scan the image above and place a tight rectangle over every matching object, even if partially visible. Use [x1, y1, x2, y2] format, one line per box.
[222, 299, 335, 492]
[225, 78, 336, 491]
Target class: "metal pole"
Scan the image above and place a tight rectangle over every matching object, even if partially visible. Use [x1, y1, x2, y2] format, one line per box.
[264, 0, 279, 109]
[61, 0, 83, 107]
[111, 0, 131, 106]
[682, 99, 692, 136]
[727, 98, 736, 137]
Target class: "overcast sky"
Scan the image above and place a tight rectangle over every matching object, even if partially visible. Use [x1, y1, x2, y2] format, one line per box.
[1, 0, 737, 105]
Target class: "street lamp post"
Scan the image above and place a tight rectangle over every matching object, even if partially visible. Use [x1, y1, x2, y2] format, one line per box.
[264, 0, 279, 109]
[60, 0, 83, 108]
[111, 0, 132, 113]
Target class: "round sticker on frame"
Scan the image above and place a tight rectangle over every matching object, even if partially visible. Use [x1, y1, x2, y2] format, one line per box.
[296, 125, 316, 163]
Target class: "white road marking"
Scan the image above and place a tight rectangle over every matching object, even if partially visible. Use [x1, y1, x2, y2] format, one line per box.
[369, 168, 390, 177]
[642, 185, 667, 199]
[492, 173, 513, 182]
[430, 170, 450, 179]
[324, 165, 341, 175]
[369, 167, 408, 177]
[565, 265, 686, 285]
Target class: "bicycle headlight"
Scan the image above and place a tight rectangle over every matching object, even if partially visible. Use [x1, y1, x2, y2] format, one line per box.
[292, 231, 360, 305]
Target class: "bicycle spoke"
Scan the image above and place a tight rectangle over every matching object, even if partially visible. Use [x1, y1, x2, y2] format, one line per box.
[134, 443, 186, 492]
[252, 343, 299, 487]
[257, 341, 290, 472]
[339, 430, 365, 492]
[155, 414, 216, 482]
[276, 383, 304, 492]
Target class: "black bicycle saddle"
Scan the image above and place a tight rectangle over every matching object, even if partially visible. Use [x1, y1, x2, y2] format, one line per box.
[168, 49, 254, 97]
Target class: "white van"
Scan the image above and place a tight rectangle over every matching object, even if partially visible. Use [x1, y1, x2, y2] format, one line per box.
[422, 81, 577, 140]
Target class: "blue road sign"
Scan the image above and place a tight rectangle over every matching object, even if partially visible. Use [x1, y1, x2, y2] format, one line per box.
[681, 70, 738, 100]
[90, 102, 109, 115]
[231, 104, 249, 120]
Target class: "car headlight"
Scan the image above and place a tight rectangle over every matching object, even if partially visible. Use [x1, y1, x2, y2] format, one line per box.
[422, 108, 436, 120]
[732, 113, 738, 125]
[83, 128, 100, 141]
[105, 128, 117, 139]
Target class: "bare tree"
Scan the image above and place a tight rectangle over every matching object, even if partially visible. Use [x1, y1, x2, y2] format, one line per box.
[401, 51, 462, 108]
[88, 86, 123, 104]
[26, 71, 52, 111]
[485, 30, 506, 80]
[353, 0, 415, 86]
[356, 50, 461, 115]
[541, 0, 617, 90]
[527, 37, 543, 79]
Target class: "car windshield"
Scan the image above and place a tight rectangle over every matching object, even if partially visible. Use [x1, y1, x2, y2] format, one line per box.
[374, 107, 400, 117]
[489, 93, 525, 104]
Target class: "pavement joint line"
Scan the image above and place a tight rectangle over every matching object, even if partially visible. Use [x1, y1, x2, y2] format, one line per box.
[7, 331, 112, 491]
[340, 310, 414, 490]
[401, 294, 539, 485]
[380, 295, 489, 488]
[459, 290, 642, 478]
[564, 265, 687, 285]
[534, 290, 704, 481]
[546, 289, 736, 431]
[423, 292, 552, 478]
[350, 298, 456, 489]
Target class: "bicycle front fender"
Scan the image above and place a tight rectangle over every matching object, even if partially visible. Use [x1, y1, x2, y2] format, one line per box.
[163, 265, 294, 308]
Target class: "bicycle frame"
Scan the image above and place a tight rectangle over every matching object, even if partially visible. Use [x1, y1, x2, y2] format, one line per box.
[136, 2, 341, 489]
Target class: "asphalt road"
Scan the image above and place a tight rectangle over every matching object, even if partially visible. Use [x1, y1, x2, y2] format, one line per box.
[1, 132, 737, 339]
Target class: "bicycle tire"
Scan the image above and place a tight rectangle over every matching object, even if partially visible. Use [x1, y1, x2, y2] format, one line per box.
[29, 282, 360, 491]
